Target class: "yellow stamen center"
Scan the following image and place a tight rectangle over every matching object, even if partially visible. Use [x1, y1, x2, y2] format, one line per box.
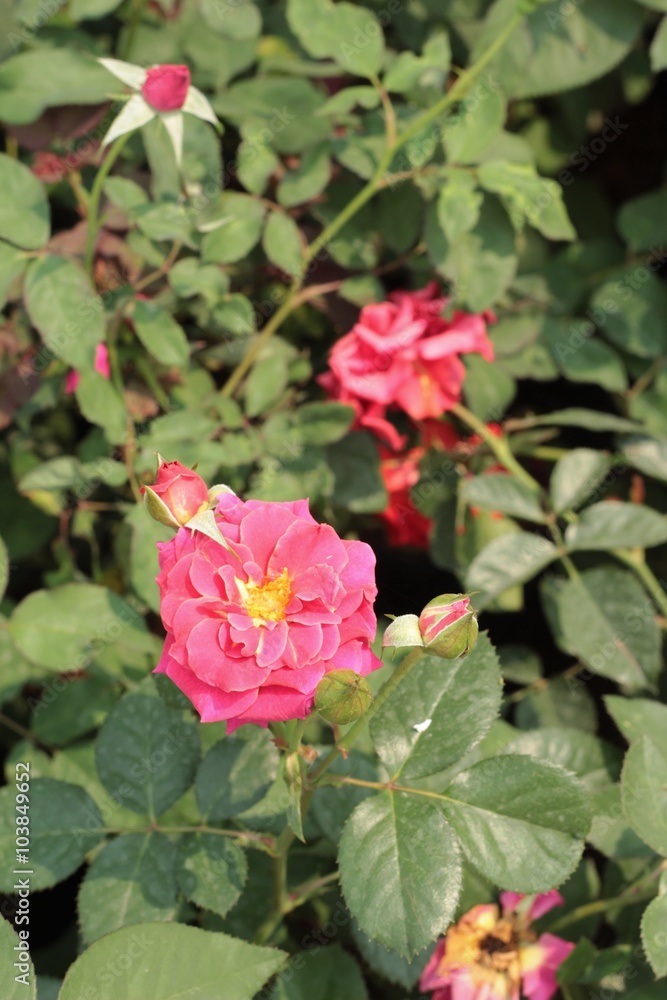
[242, 568, 291, 623]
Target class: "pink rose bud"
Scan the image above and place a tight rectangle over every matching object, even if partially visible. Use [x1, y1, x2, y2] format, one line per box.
[314, 669, 373, 725]
[141, 459, 210, 528]
[141, 65, 191, 112]
[418, 593, 478, 660]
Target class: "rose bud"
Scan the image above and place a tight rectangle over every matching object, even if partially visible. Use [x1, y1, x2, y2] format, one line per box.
[141, 458, 210, 528]
[315, 669, 373, 726]
[141, 64, 191, 112]
[419, 594, 478, 660]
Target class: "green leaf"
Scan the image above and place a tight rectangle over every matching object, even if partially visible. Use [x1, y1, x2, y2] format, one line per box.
[292, 403, 354, 445]
[462, 354, 516, 422]
[502, 728, 620, 792]
[201, 193, 266, 264]
[476, 0, 643, 100]
[199, 0, 261, 39]
[478, 160, 575, 241]
[24, 256, 105, 369]
[287, 0, 385, 78]
[78, 833, 179, 945]
[65, 0, 123, 21]
[328, 432, 387, 513]
[262, 212, 303, 278]
[125, 505, 172, 613]
[591, 274, 667, 359]
[515, 675, 597, 733]
[550, 449, 610, 514]
[641, 894, 667, 979]
[616, 189, 667, 253]
[466, 532, 558, 606]
[462, 474, 545, 524]
[0, 778, 104, 892]
[196, 729, 278, 821]
[244, 353, 289, 418]
[618, 435, 667, 485]
[437, 170, 483, 242]
[96, 691, 201, 817]
[441, 755, 589, 891]
[237, 138, 280, 196]
[9, 584, 152, 673]
[104, 176, 149, 213]
[565, 502, 667, 551]
[0, 51, 118, 124]
[311, 751, 379, 844]
[32, 674, 119, 746]
[131, 299, 190, 369]
[426, 195, 517, 312]
[58, 923, 287, 1000]
[277, 142, 331, 207]
[444, 85, 506, 165]
[541, 568, 661, 689]
[621, 736, 667, 855]
[651, 14, 667, 71]
[272, 944, 369, 1000]
[75, 371, 128, 446]
[0, 154, 49, 250]
[176, 833, 247, 917]
[0, 914, 36, 1000]
[339, 791, 462, 957]
[370, 636, 502, 781]
[135, 202, 194, 245]
[213, 78, 330, 155]
[377, 185, 423, 253]
[604, 696, 667, 758]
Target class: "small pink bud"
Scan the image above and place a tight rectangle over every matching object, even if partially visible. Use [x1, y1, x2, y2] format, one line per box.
[418, 593, 478, 660]
[65, 343, 110, 394]
[141, 459, 209, 528]
[141, 64, 191, 112]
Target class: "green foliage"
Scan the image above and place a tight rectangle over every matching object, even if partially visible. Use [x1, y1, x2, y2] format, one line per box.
[58, 924, 287, 1000]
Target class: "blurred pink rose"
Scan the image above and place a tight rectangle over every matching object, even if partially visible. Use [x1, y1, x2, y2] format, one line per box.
[64, 343, 110, 394]
[421, 891, 574, 1000]
[141, 65, 191, 111]
[319, 283, 494, 446]
[155, 494, 381, 730]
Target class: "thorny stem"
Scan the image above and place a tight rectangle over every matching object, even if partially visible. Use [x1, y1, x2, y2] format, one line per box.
[84, 134, 131, 276]
[220, 10, 524, 398]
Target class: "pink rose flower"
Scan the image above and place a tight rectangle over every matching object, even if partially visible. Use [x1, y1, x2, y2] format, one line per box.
[154, 494, 381, 730]
[141, 64, 191, 111]
[141, 459, 210, 528]
[319, 283, 494, 447]
[420, 891, 574, 1000]
[64, 343, 110, 394]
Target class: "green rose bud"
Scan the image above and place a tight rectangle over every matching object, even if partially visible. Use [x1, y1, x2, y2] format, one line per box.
[314, 670, 373, 725]
[418, 593, 478, 660]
